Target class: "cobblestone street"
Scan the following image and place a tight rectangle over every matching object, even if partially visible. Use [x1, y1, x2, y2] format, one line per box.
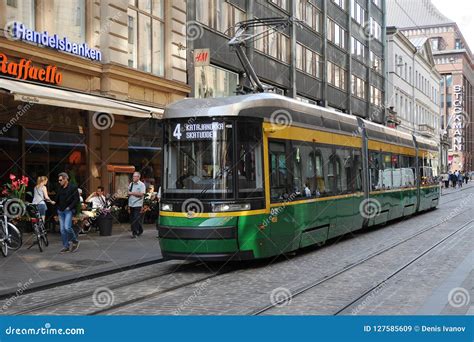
[1, 185, 472, 316]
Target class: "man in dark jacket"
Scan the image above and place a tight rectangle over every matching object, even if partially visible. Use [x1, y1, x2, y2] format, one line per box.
[56, 172, 80, 253]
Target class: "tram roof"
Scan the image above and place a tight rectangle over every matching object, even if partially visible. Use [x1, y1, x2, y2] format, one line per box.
[164, 93, 438, 152]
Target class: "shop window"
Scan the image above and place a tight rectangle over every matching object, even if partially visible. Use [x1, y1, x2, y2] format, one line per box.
[269, 141, 288, 201]
[195, 64, 239, 98]
[129, 119, 162, 189]
[6, 0, 35, 29]
[0, 125, 20, 185]
[24, 128, 87, 196]
[54, 0, 86, 43]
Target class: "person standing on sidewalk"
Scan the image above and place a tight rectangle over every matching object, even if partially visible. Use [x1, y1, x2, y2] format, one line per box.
[56, 172, 80, 253]
[128, 172, 146, 238]
[441, 172, 449, 189]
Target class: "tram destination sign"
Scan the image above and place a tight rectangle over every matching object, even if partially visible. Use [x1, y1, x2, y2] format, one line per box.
[172, 122, 225, 140]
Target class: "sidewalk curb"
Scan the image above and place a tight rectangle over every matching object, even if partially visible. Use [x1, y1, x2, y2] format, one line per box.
[0, 255, 164, 300]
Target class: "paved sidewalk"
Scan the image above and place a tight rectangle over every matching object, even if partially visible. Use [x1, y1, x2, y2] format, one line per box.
[0, 222, 162, 297]
[440, 180, 474, 195]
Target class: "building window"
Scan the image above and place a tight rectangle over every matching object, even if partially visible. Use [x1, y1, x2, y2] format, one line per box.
[269, 0, 288, 11]
[296, 95, 318, 105]
[327, 18, 345, 49]
[368, 17, 381, 41]
[296, 0, 321, 32]
[328, 62, 346, 90]
[53, 0, 85, 43]
[5, 0, 35, 29]
[370, 51, 382, 72]
[351, 37, 365, 60]
[255, 25, 290, 64]
[195, 64, 239, 98]
[351, 75, 365, 99]
[197, 0, 245, 36]
[370, 85, 382, 106]
[372, 0, 381, 8]
[128, 2, 165, 76]
[455, 39, 463, 49]
[332, 0, 345, 10]
[350, 0, 365, 25]
[296, 43, 321, 78]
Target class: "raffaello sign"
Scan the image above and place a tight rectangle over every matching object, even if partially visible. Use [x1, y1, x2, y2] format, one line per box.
[0, 53, 62, 85]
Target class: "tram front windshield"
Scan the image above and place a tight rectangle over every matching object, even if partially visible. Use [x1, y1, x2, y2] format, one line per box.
[163, 119, 264, 200]
[163, 120, 233, 199]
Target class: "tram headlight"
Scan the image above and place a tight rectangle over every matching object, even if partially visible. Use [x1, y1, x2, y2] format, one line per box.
[161, 203, 173, 211]
[212, 203, 251, 212]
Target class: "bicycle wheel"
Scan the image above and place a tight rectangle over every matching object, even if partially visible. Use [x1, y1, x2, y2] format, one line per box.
[0, 221, 7, 257]
[40, 222, 49, 247]
[6, 223, 22, 251]
[34, 224, 44, 252]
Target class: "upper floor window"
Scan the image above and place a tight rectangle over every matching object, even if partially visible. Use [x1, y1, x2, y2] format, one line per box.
[351, 0, 365, 25]
[128, 0, 165, 76]
[372, 0, 381, 8]
[368, 17, 381, 41]
[328, 62, 346, 90]
[455, 39, 463, 49]
[269, 0, 288, 11]
[327, 18, 345, 49]
[332, 0, 345, 10]
[370, 51, 382, 72]
[351, 75, 366, 99]
[351, 37, 365, 61]
[296, 43, 321, 78]
[197, 0, 245, 35]
[370, 85, 382, 106]
[255, 25, 290, 64]
[5, 0, 35, 29]
[54, 0, 85, 43]
[296, 0, 321, 32]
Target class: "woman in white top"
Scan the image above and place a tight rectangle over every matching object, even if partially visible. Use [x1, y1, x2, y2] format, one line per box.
[32, 176, 55, 222]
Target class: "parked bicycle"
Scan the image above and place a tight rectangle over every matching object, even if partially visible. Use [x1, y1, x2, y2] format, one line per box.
[26, 203, 49, 252]
[0, 199, 23, 257]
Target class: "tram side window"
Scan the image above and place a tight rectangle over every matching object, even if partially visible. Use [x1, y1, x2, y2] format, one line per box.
[335, 148, 351, 194]
[291, 143, 317, 197]
[316, 146, 333, 196]
[391, 154, 401, 189]
[400, 155, 415, 187]
[237, 121, 264, 198]
[315, 151, 326, 196]
[353, 149, 363, 191]
[369, 151, 381, 191]
[409, 156, 417, 185]
[269, 142, 288, 201]
[380, 153, 393, 189]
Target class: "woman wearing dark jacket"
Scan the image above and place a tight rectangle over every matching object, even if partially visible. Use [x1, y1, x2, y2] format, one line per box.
[55, 172, 80, 253]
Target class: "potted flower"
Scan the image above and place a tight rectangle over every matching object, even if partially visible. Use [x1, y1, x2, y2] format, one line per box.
[2, 174, 32, 232]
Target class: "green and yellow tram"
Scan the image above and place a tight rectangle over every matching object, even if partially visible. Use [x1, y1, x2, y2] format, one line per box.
[158, 93, 440, 261]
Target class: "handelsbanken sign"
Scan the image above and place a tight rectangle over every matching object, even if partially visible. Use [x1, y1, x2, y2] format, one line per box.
[8, 22, 102, 62]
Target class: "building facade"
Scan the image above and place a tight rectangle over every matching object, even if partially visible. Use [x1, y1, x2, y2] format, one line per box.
[0, 0, 189, 195]
[385, 27, 442, 158]
[186, 0, 386, 123]
[387, 0, 474, 173]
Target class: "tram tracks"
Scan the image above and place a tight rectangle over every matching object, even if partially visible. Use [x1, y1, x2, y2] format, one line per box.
[3, 187, 473, 315]
[250, 217, 474, 315]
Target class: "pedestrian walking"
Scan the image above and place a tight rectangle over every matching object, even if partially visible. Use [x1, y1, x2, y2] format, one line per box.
[451, 171, 458, 188]
[32, 176, 55, 223]
[464, 171, 469, 184]
[441, 172, 449, 188]
[458, 172, 463, 188]
[55, 172, 80, 253]
[128, 172, 146, 238]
